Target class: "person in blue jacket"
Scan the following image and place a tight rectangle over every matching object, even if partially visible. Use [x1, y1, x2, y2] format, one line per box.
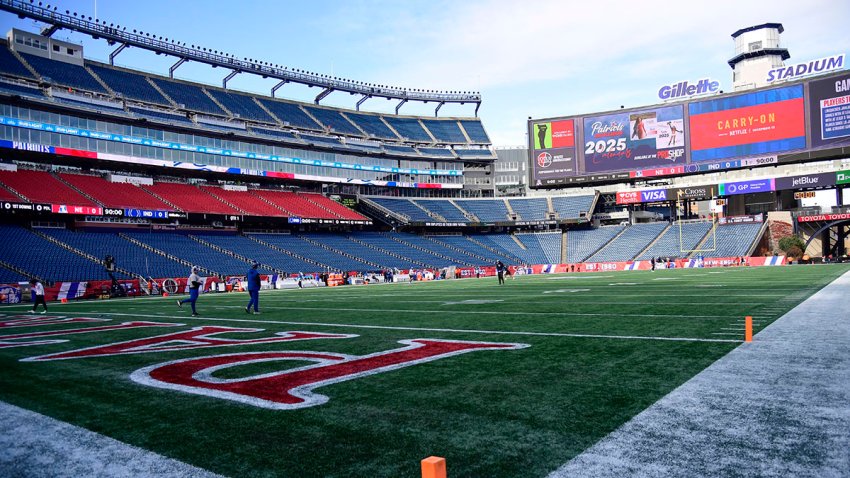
[245, 262, 261, 314]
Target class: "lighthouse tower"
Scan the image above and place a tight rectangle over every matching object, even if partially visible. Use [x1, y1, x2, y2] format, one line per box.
[728, 23, 790, 91]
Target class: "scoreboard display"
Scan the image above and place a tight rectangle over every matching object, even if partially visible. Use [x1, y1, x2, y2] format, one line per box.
[529, 70, 850, 188]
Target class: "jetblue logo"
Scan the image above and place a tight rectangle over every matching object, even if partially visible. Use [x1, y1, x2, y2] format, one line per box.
[658, 78, 720, 100]
[767, 54, 845, 82]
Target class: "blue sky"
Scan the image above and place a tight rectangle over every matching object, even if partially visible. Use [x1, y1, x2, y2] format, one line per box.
[1, 0, 848, 146]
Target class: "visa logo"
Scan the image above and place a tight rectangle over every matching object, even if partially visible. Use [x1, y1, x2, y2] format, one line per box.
[641, 190, 667, 202]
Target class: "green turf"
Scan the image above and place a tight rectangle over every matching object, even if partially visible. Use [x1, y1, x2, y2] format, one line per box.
[1, 264, 847, 477]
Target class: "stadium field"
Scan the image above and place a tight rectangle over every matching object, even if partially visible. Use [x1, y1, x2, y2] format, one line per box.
[1, 264, 848, 477]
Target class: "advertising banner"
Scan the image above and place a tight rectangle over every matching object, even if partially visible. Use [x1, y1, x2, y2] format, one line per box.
[836, 169, 850, 185]
[582, 105, 685, 173]
[530, 119, 577, 186]
[615, 191, 641, 205]
[667, 185, 717, 200]
[774, 172, 836, 190]
[689, 85, 806, 162]
[797, 213, 850, 223]
[719, 179, 775, 196]
[809, 72, 850, 148]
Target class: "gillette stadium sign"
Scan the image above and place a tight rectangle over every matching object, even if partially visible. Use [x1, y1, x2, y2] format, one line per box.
[766, 54, 845, 83]
[658, 78, 720, 101]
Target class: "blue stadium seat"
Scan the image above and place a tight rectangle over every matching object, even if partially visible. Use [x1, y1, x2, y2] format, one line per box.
[301, 233, 419, 269]
[587, 222, 669, 262]
[515, 232, 562, 264]
[206, 89, 276, 123]
[369, 197, 435, 222]
[0, 80, 43, 98]
[0, 225, 119, 282]
[87, 63, 170, 105]
[453, 199, 510, 222]
[429, 235, 519, 264]
[417, 147, 455, 158]
[551, 196, 595, 220]
[126, 232, 251, 276]
[387, 232, 479, 265]
[472, 233, 540, 265]
[0, 265, 28, 284]
[414, 200, 469, 222]
[149, 78, 225, 116]
[508, 198, 549, 221]
[459, 120, 490, 143]
[454, 149, 495, 158]
[383, 117, 432, 142]
[637, 222, 712, 260]
[345, 112, 399, 140]
[252, 127, 302, 142]
[252, 234, 375, 271]
[195, 234, 315, 273]
[0, 47, 36, 79]
[421, 119, 467, 143]
[383, 144, 420, 155]
[567, 226, 625, 263]
[303, 106, 363, 136]
[256, 98, 322, 130]
[20, 53, 107, 94]
[129, 107, 194, 125]
[705, 223, 763, 258]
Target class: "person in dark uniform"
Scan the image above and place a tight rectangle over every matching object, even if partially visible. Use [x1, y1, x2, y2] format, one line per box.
[496, 261, 506, 285]
[245, 262, 261, 314]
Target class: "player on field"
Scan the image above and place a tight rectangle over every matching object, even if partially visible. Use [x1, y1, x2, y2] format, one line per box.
[29, 278, 47, 314]
[245, 262, 261, 314]
[177, 266, 201, 316]
[496, 261, 506, 285]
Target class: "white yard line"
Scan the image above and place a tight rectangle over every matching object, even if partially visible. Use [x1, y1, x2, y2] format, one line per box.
[0, 401, 224, 478]
[549, 270, 850, 478]
[85, 312, 741, 343]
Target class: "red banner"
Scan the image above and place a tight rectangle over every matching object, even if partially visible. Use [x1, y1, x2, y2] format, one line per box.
[689, 98, 805, 150]
[550, 120, 575, 148]
[797, 213, 850, 222]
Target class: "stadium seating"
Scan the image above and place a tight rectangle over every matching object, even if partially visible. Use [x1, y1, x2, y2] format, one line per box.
[454, 149, 495, 158]
[0, 80, 43, 98]
[587, 222, 669, 262]
[0, 170, 96, 207]
[256, 98, 322, 130]
[382, 117, 432, 142]
[0, 265, 27, 284]
[301, 194, 368, 220]
[129, 107, 194, 125]
[42, 229, 186, 279]
[149, 78, 225, 116]
[193, 234, 314, 273]
[345, 112, 399, 140]
[199, 186, 286, 217]
[86, 63, 170, 106]
[141, 182, 241, 214]
[421, 119, 467, 143]
[252, 127, 301, 142]
[515, 232, 562, 264]
[300, 134, 348, 150]
[383, 144, 419, 155]
[471, 233, 537, 264]
[414, 200, 469, 222]
[350, 232, 456, 268]
[301, 233, 417, 269]
[637, 221, 712, 260]
[126, 232, 250, 276]
[205, 89, 276, 123]
[508, 198, 550, 221]
[369, 197, 434, 222]
[0, 47, 35, 79]
[417, 147, 455, 158]
[453, 199, 510, 222]
[303, 106, 363, 136]
[254, 191, 340, 219]
[59, 173, 172, 210]
[0, 185, 21, 201]
[252, 233, 375, 271]
[459, 120, 490, 143]
[0, 225, 117, 282]
[567, 226, 625, 263]
[387, 232, 479, 265]
[551, 195, 595, 220]
[429, 235, 518, 265]
[705, 223, 764, 258]
[19, 53, 107, 94]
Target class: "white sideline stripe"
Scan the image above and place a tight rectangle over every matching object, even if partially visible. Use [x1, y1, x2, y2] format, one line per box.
[549, 270, 850, 478]
[86, 312, 741, 343]
[206, 305, 736, 319]
[0, 401, 224, 478]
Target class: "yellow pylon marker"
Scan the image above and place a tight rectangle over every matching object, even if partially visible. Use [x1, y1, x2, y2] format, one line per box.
[421, 456, 446, 478]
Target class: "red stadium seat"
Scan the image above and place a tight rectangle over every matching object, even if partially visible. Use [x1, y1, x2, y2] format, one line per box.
[0, 170, 96, 207]
[141, 182, 241, 214]
[59, 173, 173, 210]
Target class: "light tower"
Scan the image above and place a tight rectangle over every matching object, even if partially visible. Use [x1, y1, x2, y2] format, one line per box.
[728, 23, 790, 91]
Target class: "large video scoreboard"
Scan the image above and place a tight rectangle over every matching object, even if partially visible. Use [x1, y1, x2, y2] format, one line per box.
[529, 70, 850, 188]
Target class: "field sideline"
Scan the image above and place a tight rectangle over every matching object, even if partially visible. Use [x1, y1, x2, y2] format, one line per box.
[1, 264, 847, 477]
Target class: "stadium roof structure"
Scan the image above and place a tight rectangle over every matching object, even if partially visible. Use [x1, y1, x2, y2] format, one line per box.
[0, 0, 482, 116]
